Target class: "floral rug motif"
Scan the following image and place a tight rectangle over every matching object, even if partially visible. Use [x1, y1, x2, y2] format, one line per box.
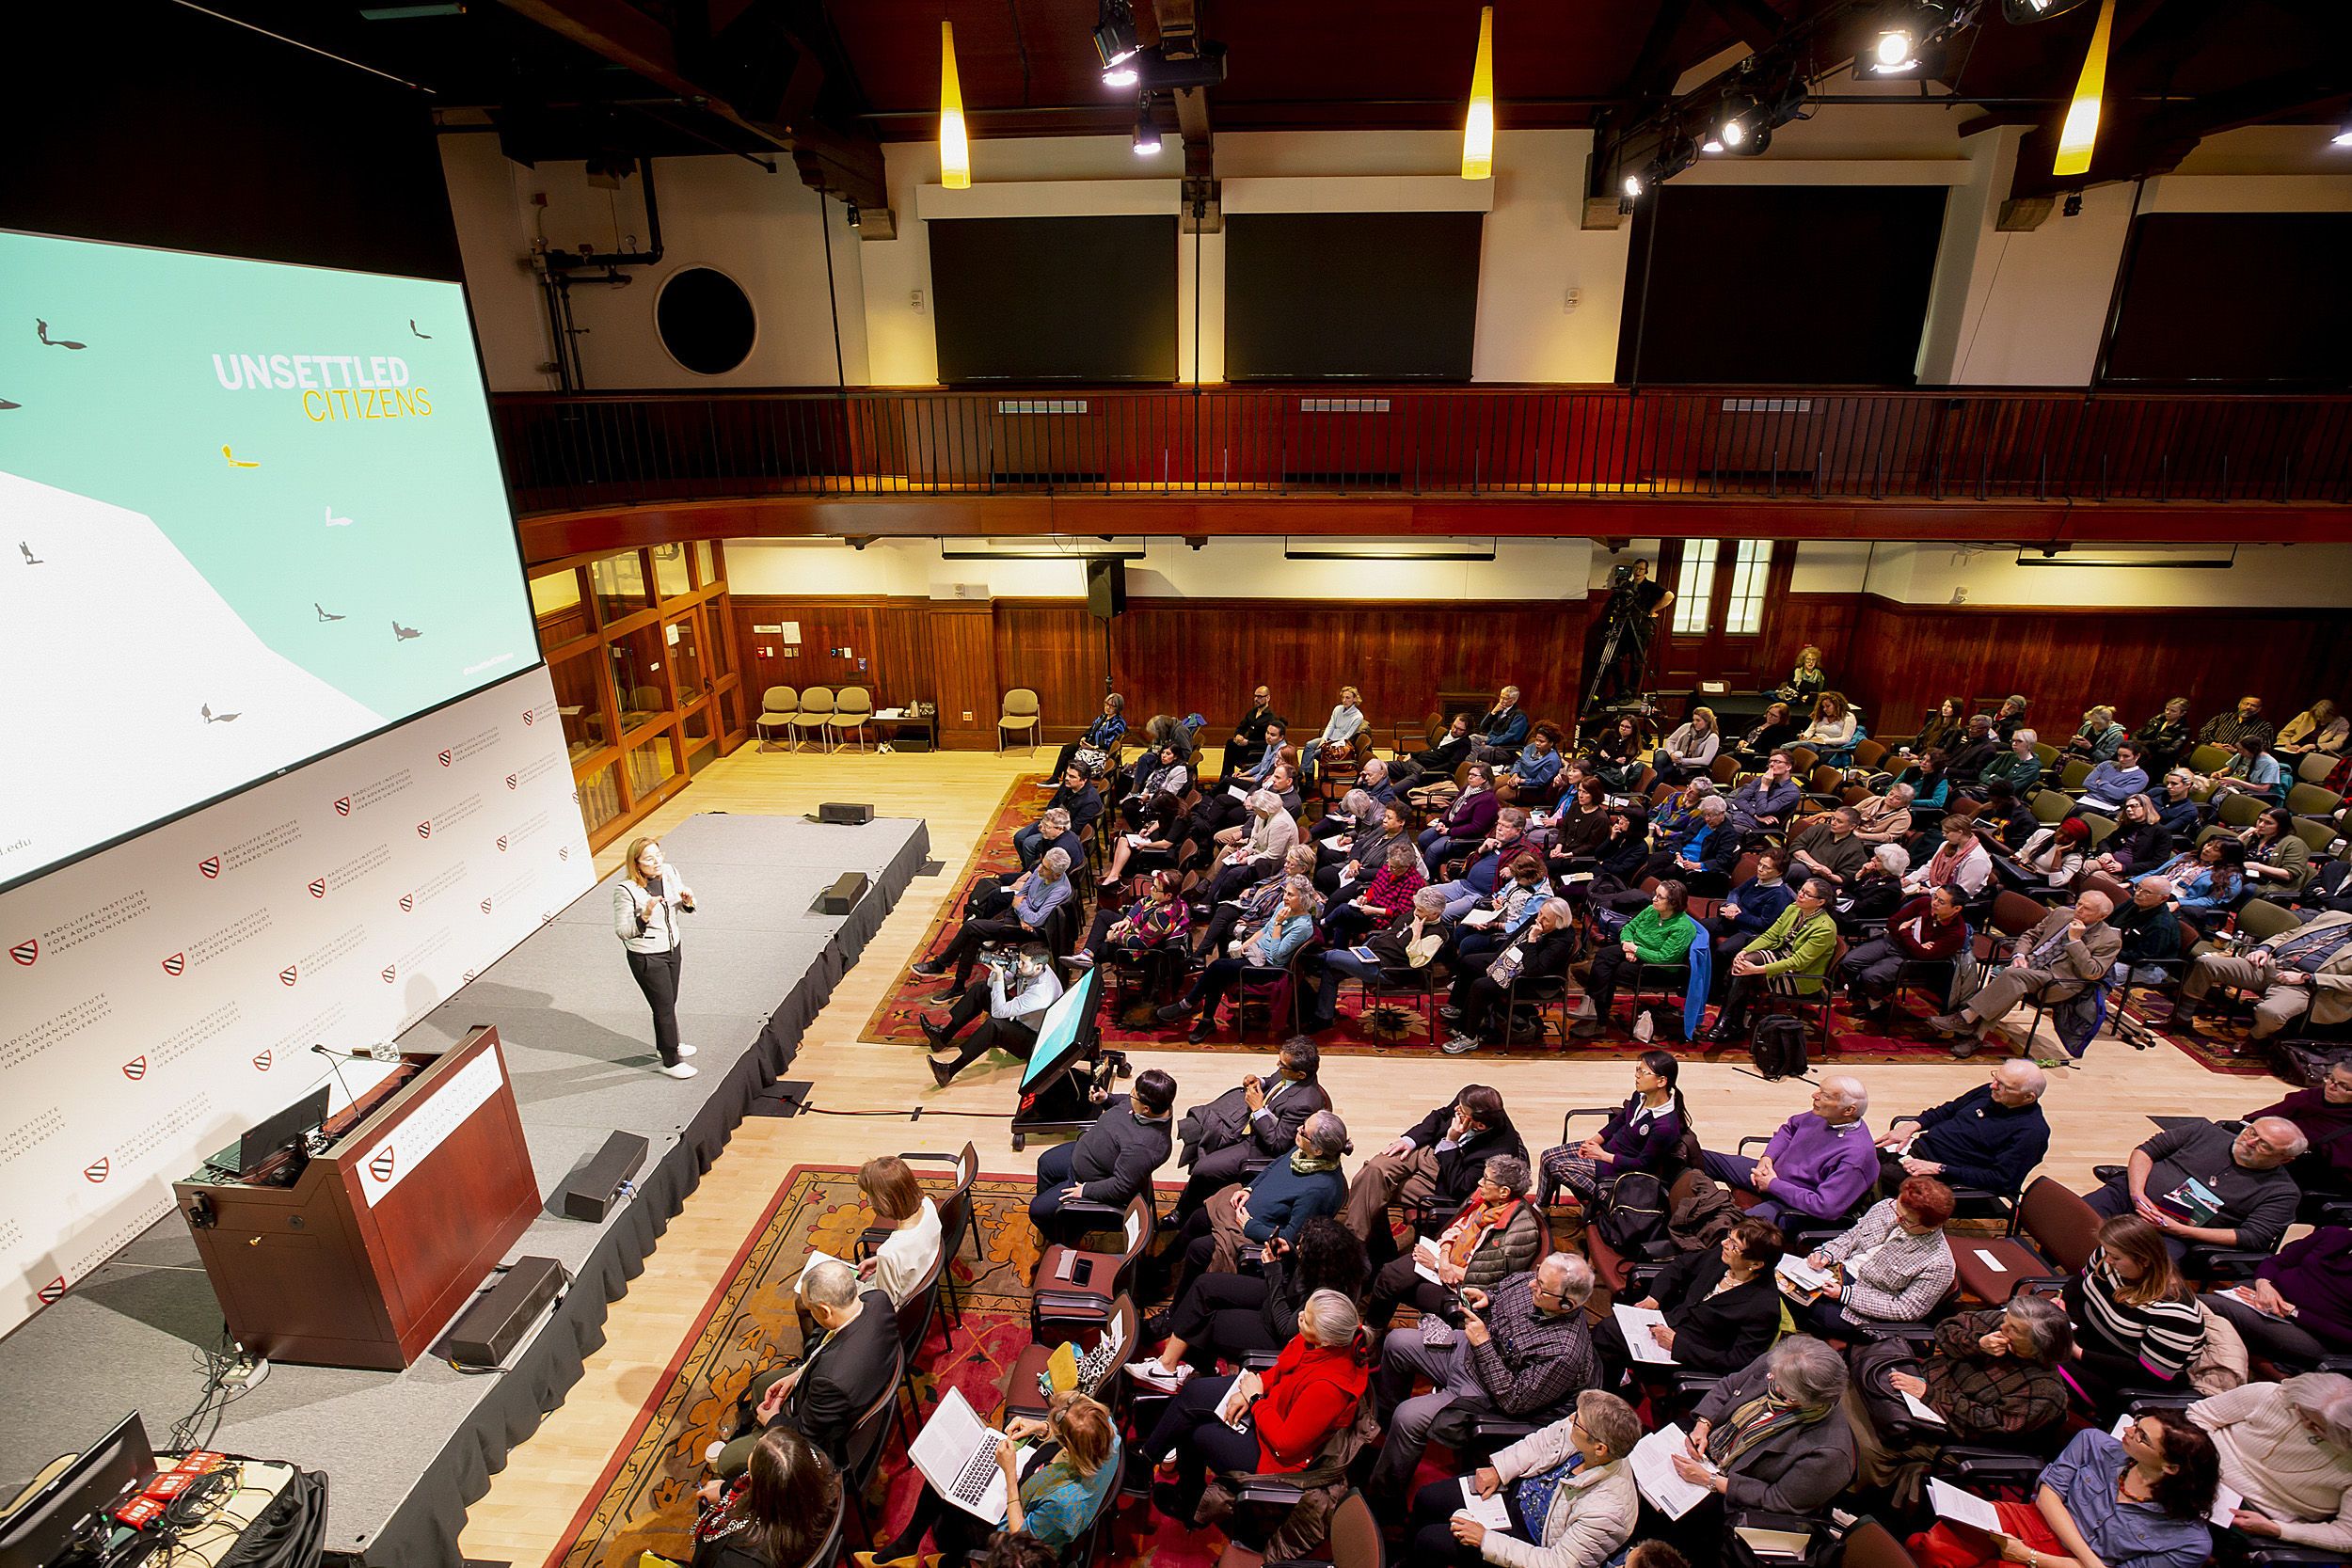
[857, 775, 2278, 1076]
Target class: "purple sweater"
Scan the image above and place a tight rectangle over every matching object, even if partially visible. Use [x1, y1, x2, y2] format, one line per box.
[2257, 1225, 2352, 1345]
[1759, 1112, 1881, 1222]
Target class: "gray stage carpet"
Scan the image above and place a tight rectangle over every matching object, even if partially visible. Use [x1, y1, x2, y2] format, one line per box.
[0, 811, 928, 1568]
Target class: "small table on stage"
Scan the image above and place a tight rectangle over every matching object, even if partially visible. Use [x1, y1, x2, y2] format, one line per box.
[173, 1024, 539, 1370]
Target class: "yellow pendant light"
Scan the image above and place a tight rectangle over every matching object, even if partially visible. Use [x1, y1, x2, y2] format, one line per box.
[2051, 0, 2113, 178]
[1461, 7, 1495, 181]
[939, 17, 971, 189]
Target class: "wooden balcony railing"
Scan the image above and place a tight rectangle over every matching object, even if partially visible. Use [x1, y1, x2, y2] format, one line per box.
[491, 385, 2352, 517]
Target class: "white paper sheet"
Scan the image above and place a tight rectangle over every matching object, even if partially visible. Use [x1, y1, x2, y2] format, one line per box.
[1613, 1304, 1677, 1364]
[1216, 1380, 1253, 1431]
[1776, 1255, 1833, 1293]
[1901, 1389, 1947, 1425]
[1456, 1477, 1512, 1531]
[1462, 908, 1502, 927]
[1971, 1247, 2010, 1273]
[1928, 1479, 2000, 1533]
[1629, 1425, 1716, 1520]
[798, 1248, 845, 1288]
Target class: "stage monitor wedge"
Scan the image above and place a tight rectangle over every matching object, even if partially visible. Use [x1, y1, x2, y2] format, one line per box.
[0, 230, 540, 895]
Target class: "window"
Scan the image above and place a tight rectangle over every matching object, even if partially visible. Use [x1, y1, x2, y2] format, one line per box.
[1671, 542, 1719, 635]
[1724, 540, 1772, 635]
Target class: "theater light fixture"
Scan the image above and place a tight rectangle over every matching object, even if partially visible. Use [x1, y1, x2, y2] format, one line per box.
[1093, 0, 1141, 71]
[1133, 105, 1164, 155]
[2052, 0, 2114, 177]
[2000, 0, 2096, 20]
[2332, 122, 2352, 148]
[939, 19, 970, 189]
[1461, 7, 1495, 181]
[1103, 64, 1138, 87]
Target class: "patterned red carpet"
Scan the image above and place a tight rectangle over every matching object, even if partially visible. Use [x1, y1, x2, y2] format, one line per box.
[860, 774, 2279, 1076]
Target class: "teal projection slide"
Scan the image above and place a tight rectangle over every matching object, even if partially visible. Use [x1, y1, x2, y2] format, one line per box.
[0, 230, 540, 890]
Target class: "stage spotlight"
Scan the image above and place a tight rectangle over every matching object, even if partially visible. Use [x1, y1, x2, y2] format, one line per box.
[2332, 122, 2352, 148]
[1701, 133, 1724, 153]
[1103, 65, 1138, 87]
[2000, 0, 2096, 21]
[1863, 3, 1952, 76]
[1133, 107, 1164, 155]
[1622, 170, 1645, 199]
[1093, 0, 1140, 70]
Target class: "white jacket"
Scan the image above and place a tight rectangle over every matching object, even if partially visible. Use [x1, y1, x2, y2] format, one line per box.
[1482, 1424, 1638, 1568]
[614, 871, 691, 954]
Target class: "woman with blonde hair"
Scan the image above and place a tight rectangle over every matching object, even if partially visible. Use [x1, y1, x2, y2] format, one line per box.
[2065, 705, 2128, 764]
[2278, 697, 2349, 761]
[1654, 705, 1721, 783]
[858, 1390, 1120, 1565]
[614, 835, 697, 1079]
[1298, 685, 1367, 774]
[1780, 644, 1829, 706]
[855, 1156, 943, 1307]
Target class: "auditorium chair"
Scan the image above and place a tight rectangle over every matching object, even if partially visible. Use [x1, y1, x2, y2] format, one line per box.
[998, 688, 1041, 754]
[826, 685, 874, 753]
[796, 1481, 847, 1568]
[1003, 1292, 1136, 1421]
[754, 686, 798, 752]
[1787, 745, 1820, 775]
[2296, 752, 2342, 786]
[837, 1342, 907, 1547]
[1502, 965, 1575, 1048]
[2076, 811, 2118, 850]
[2217, 791, 2268, 829]
[787, 687, 834, 752]
[1710, 753, 1743, 787]
[897, 1144, 980, 1327]
[2288, 780, 2344, 817]
[2030, 788, 2074, 826]
[2189, 743, 2233, 776]
[1851, 737, 1889, 774]
[1211, 1487, 1383, 1568]
[889, 1245, 949, 1447]
[1348, 961, 1438, 1049]
[1032, 1194, 1153, 1338]
[1947, 1175, 2101, 1305]
[2290, 816, 2338, 858]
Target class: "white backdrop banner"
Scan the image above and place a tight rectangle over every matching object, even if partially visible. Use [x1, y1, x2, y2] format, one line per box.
[0, 665, 593, 1336]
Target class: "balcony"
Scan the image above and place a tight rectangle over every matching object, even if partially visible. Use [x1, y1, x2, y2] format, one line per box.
[491, 385, 2352, 549]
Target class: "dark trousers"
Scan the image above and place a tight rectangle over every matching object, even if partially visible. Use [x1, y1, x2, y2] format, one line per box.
[1029, 1143, 1082, 1231]
[1166, 1272, 1278, 1370]
[932, 980, 1040, 1075]
[1367, 1253, 1449, 1332]
[626, 945, 685, 1066]
[1580, 945, 1645, 1021]
[1409, 1478, 1532, 1568]
[1195, 794, 1252, 837]
[1174, 1142, 1263, 1221]
[1168, 1204, 1226, 1308]
[877, 1471, 1010, 1563]
[2202, 1290, 2350, 1367]
[1194, 904, 1250, 957]
[1447, 955, 1511, 1038]
[1175, 957, 1251, 1017]
[934, 915, 1029, 989]
[1203, 856, 1276, 906]
[1139, 1374, 1265, 1525]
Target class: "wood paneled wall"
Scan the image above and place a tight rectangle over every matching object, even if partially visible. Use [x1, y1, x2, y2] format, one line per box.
[727, 589, 2349, 753]
[1841, 595, 2352, 740]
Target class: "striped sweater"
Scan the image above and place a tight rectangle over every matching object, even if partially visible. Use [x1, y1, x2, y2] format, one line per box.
[2074, 1255, 2204, 1381]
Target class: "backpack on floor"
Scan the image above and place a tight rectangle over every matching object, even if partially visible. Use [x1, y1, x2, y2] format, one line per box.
[1749, 1014, 1809, 1080]
[1595, 1170, 1672, 1259]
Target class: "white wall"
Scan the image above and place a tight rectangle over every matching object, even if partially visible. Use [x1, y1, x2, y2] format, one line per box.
[438, 138, 868, 390]
[1861, 541, 2352, 609]
[723, 534, 1594, 600]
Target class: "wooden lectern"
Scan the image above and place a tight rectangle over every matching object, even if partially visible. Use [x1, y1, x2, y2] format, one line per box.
[173, 1025, 541, 1370]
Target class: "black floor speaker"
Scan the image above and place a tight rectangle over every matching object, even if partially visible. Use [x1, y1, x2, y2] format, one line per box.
[818, 871, 869, 915]
[818, 801, 874, 825]
[563, 1129, 650, 1221]
[447, 1256, 564, 1368]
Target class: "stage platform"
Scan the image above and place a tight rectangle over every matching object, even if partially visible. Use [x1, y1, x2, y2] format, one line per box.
[0, 811, 929, 1568]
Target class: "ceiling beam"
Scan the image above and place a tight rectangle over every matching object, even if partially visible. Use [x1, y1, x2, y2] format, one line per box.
[1701, 0, 1788, 55]
[495, 0, 886, 208]
[1148, 0, 1214, 174]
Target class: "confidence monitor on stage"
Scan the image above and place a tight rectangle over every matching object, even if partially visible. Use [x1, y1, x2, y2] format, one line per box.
[0, 1413, 156, 1568]
[1022, 965, 1102, 1092]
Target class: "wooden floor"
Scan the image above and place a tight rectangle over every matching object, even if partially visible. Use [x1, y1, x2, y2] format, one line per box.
[457, 740, 2247, 1568]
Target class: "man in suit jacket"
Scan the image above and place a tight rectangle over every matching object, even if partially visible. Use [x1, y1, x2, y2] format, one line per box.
[1028, 1068, 1178, 1239]
[723, 1259, 898, 1473]
[1169, 1037, 1329, 1221]
[2178, 909, 2352, 1041]
[1930, 890, 2122, 1057]
[1676, 1338, 1857, 1525]
[1342, 1085, 1527, 1259]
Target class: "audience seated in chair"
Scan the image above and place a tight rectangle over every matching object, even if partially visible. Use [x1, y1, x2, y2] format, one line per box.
[2093, 793, 2175, 881]
[1902, 817, 1996, 900]
[911, 848, 1073, 991]
[1136, 1290, 1373, 1539]
[1098, 789, 1190, 888]
[1653, 706, 1722, 784]
[859, 1390, 1120, 1566]
[1224, 684, 1281, 774]
[1699, 845, 1793, 978]
[1069, 866, 1191, 974]
[2277, 698, 2349, 762]
[1367, 1251, 1600, 1497]
[2202, 1238, 2352, 1372]
[1843, 1293, 2073, 1497]
[1589, 714, 1647, 794]
[2105, 875, 2185, 990]
[1393, 710, 1476, 788]
[1594, 1217, 1785, 1383]
[1168, 1035, 1330, 1223]
[1838, 883, 1970, 1028]
[696, 1426, 839, 1568]
[2146, 835, 2247, 927]
[1504, 727, 1565, 797]
[1788, 805, 1872, 888]
[852, 1156, 945, 1309]
[1015, 776, 1096, 869]
[1649, 1338, 1855, 1562]
[2188, 1373, 2352, 1554]
[2237, 804, 2313, 895]
[1364, 1153, 1543, 1331]
[1211, 723, 1294, 809]
[2063, 705, 2130, 765]
[1799, 692, 1857, 754]
[2061, 1215, 2209, 1418]
[1727, 751, 1803, 841]
[1781, 1176, 1956, 1338]
[2201, 693, 2275, 752]
[1177, 846, 1309, 963]
[1833, 842, 1926, 939]
[1422, 762, 1503, 861]
[1424, 808, 1534, 919]
[2248, 1058, 2352, 1201]
[1048, 693, 1127, 783]
[1928, 889, 2120, 1059]
[1156, 876, 1321, 1044]
[1905, 1412, 2217, 1568]
[2013, 816, 2091, 895]
[1733, 702, 1802, 772]
[1872, 1059, 2049, 1197]
[2132, 698, 2193, 776]
[2075, 740, 2150, 816]
[1701, 1075, 1878, 1227]
[1314, 798, 1411, 896]
[1311, 877, 1444, 1030]
[1697, 876, 1838, 1046]
[1538, 1050, 1694, 1210]
[1196, 789, 1303, 907]
[1470, 686, 1531, 765]
[1622, 796, 1740, 898]
[1295, 685, 1367, 776]
[714, 1258, 898, 1475]
[1945, 715, 2004, 791]
[1027, 1067, 1177, 1240]
[2082, 1116, 2304, 1261]
[1342, 1085, 1526, 1258]
[1124, 1214, 1367, 1386]
[1157, 1110, 1353, 1338]
[1572, 879, 1700, 1040]
[1407, 1388, 1645, 1568]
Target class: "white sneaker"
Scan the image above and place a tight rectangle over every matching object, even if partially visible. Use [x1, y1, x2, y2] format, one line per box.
[1439, 1033, 1482, 1056]
[1124, 1360, 1192, 1392]
[660, 1062, 698, 1079]
[675, 1043, 697, 1057]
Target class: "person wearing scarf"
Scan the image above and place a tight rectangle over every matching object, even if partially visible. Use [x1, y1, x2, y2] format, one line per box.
[1901, 816, 1994, 899]
[1365, 1154, 1543, 1330]
[1158, 1111, 1354, 1319]
[1659, 1337, 1854, 1557]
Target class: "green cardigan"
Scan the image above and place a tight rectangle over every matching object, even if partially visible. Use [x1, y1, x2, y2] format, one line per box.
[1740, 906, 1838, 993]
[1623, 907, 1701, 965]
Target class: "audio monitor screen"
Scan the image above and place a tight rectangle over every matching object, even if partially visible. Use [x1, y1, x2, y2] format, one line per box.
[0, 230, 539, 893]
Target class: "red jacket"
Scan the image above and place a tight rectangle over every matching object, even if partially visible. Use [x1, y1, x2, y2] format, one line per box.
[1886, 895, 1969, 961]
[1251, 1335, 1370, 1471]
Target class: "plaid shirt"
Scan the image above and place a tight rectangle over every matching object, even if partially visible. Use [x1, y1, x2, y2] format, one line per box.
[1924, 1308, 2068, 1440]
[1467, 1271, 1600, 1417]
